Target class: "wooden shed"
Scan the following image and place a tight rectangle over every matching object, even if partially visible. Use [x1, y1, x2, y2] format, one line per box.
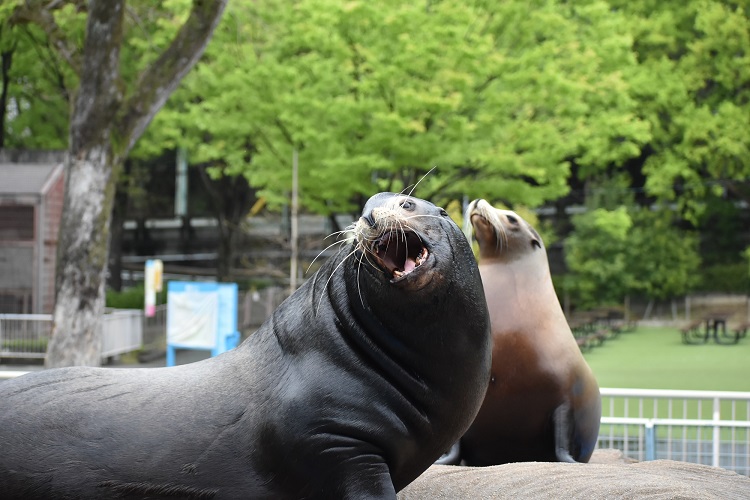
[0, 160, 65, 313]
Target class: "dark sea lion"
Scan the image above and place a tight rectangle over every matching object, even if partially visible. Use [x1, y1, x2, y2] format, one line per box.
[0, 192, 491, 499]
[458, 199, 601, 465]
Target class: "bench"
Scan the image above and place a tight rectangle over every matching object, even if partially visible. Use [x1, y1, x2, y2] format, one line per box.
[575, 329, 610, 352]
[680, 319, 706, 345]
[731, 321, 749, 339]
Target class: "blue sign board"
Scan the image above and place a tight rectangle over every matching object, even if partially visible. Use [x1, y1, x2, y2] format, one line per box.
[166, 281, 240, 366]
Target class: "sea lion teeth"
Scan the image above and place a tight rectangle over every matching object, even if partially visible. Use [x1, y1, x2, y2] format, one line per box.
[365, 227, 428, 280]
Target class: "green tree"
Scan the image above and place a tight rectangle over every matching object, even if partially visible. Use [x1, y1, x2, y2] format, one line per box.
[565, 202, 701, 311]
[0, 4, 74, 149]
[564, 207, 634, 308]
[6, 0, 228, 367]
[609, 0, 750, 221]
[625, 208, 701, 301]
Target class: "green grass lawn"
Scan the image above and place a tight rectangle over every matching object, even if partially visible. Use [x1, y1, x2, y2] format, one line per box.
[582, 325, 750, 392]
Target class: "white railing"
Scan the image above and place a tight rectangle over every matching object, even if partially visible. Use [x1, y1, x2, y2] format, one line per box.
[0, 310, 143, 361]
[0, 314, 52, 358]
[597, 388, 750, 476]
[100, 309, 143, 359]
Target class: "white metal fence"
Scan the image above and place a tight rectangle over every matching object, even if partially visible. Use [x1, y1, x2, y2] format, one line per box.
[0, 310, 143, 361]
[100, 309, 143, 359]
[0, 314, 51, 358]
[597, 388, 750, 476]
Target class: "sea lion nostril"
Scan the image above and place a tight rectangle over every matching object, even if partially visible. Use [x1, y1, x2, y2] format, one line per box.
[361, 212, 377, 228]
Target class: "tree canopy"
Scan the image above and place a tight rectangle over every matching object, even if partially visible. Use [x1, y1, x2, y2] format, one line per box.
[140, 0, 649, 214]
[2, 0, 749, 311]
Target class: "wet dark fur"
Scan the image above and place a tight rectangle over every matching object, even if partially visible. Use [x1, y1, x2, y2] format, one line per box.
[0, 192, 491, 499]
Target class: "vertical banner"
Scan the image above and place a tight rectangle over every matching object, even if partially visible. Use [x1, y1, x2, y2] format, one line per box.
[144, 259, 163, 317]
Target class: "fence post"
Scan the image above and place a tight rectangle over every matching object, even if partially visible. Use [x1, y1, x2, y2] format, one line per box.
[645, 420, 656, 461]
[713, 397, 721, 468]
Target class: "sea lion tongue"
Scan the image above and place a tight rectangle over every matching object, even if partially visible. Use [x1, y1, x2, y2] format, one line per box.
[376, 231, 427, 278]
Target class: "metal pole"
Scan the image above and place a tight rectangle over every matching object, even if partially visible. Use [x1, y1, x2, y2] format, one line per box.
[645, 420, 655, 461]
[175, 146, 188, 217]
[712, 397, 721, 468]
[290, 149, 299, 292]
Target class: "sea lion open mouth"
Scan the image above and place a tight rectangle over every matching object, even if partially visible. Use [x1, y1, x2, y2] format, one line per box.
[369, 230, 429, 280]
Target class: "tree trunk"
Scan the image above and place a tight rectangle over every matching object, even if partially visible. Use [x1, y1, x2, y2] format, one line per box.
[217, 226, 233, 282]
[0, 36, 13, 149]
[45, 0, 125, 368]
[46, 151, 121, 367]
[197, 161, 255, 282]
[45, 0, 228, 367]
[108, 164, 130, 292]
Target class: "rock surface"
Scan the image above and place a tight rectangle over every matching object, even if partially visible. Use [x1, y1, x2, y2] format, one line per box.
[399, 450, 750, 499]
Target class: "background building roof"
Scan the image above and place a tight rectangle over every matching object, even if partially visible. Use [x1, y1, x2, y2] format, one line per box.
[0, 163, 63, 197]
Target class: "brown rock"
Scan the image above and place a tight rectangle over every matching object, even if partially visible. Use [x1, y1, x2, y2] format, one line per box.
[399, 454, 750, 499]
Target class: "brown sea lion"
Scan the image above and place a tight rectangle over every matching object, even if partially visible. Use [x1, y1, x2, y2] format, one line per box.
[0, 192, 491, 499]
[459, 199, 601, 465]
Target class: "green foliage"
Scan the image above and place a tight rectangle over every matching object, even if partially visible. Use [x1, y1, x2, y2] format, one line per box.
[105, 285, 165, 309]
[564, 207, 634, 307]
[139, 0, 649, 214]
[611, 0, 750, 221]
[695, 262, 750, 294]
[626, 208, 701, 300]
[0, 18, 73, 149]
[1, 338, 48, 352]
[565, 205, 701, 308]
[5, 1, 749, 295]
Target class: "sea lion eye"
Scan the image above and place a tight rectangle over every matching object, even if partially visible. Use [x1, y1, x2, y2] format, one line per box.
[400, 200, 415, 211]
[506, 214, 519, 225]
[439, 209, 448, 217]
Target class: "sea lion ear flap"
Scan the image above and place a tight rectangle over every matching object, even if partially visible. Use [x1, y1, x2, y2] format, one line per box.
[529, 227, 543, 249]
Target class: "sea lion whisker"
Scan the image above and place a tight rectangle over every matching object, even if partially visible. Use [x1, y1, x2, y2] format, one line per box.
[403, 214, 444, 223]
[316, 247, 359, 312]
[495, 223, 508, 252]
[322, 231, 349, 242]
[397, 220, 412, 270]
[405, 166, 437, 197]
[323, 227, 353, 240]
[355, 253, 366, 307]
[308, 239, 350, 274]
[357, 245, 380, 270]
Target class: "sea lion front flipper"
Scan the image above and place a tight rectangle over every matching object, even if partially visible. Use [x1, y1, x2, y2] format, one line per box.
[332, 459, 397, 499]
[553, 401, 578, 463]
[434, 441, 461, 465]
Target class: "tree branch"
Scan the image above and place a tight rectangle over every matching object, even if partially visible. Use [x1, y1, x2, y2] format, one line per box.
[68, 0, 125, 156]
[10, 0, 85, 73]
[117, 0, 228, 156]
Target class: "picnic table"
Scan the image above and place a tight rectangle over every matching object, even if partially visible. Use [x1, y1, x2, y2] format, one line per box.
[680, 311, 745, 345]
